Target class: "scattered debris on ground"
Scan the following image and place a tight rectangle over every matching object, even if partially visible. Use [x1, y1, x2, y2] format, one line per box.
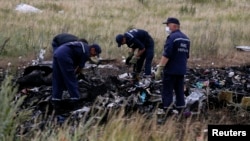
[7, 58, 249, 136]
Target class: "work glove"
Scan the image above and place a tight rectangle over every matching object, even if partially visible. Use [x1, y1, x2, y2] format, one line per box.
[155, 65, 165, 80]
[129, 56, 139, 64]
[125, 52, 134, 65]
[89, 56, 100, 64]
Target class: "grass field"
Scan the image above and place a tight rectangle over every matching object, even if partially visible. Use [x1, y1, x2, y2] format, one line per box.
[1, 0, 250, 141]
[0, 0, 249, 67]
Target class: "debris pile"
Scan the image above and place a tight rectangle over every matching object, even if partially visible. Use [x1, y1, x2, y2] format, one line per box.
[11, 61, 250, 135]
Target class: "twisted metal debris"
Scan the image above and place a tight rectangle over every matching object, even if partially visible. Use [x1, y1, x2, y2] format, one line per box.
[8, 59, 250, 135]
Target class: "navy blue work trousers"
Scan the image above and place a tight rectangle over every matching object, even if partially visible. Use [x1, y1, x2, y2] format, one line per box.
[136, 39, 154, 75]
[161, 74, 185, 108]
[52, 56, 80, 100]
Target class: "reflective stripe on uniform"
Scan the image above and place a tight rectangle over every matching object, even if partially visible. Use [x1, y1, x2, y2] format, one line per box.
[80, 42, 85, 54]
[174, 38, 190, 42]
[126, 32, 134, 38]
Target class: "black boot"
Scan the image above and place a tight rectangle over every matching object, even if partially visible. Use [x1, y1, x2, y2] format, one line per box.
[50, 100, 63, 115]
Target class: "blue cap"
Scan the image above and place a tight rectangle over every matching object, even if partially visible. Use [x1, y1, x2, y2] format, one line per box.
[116, 34, 124, 47]
[163, 17, 180, 25]
[91, 44, 102, 57]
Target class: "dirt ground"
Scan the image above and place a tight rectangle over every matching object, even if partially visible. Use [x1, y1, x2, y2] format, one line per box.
[0, 50, 249, 69]
[187, 51, 250, 68]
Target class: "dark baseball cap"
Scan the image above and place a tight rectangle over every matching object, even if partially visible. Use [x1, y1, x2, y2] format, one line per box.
[163, 17, 180, 25]
[116, 34, 124, 47]
[91, 44, 102, 57]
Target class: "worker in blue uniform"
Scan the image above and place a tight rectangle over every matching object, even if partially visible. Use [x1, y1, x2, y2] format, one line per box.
[51, 40, 101, 108]
[115, 29, 154, 78]
[155, 17, 190, 114]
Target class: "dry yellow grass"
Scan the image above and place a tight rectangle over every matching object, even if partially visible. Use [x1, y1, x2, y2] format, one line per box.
[0, 0, 250, 67]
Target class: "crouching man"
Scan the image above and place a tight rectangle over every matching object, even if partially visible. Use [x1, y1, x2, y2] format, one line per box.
[51, 40, 101, 113]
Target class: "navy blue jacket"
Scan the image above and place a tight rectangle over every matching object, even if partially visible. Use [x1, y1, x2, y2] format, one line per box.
[54, 41, 90, 68]
[124, 29, 153, 50]
[163, 29, 190, 75]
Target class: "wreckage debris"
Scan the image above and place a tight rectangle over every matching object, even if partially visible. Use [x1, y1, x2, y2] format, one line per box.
[9, 62, 250, 135]
[235, 46, 250, 52]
